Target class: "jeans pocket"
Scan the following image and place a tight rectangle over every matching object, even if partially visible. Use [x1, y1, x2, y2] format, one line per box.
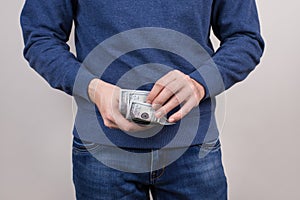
[72, 137, 102, 154]
[198, 139, 221, 158]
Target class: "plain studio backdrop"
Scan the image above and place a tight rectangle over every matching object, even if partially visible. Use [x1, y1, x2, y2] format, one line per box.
[1, 0, 299, 199]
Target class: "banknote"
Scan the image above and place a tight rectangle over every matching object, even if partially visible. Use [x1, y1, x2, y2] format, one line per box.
[119, 89, 149, 116]
[119, 89, 175, 126]
[129, 101, 175, 125]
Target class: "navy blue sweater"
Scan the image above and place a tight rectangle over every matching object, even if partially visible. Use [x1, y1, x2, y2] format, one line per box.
[21, 0, 264, 148]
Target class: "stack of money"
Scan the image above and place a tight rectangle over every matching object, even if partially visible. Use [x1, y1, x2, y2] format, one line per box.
[119, 89, 175, 126]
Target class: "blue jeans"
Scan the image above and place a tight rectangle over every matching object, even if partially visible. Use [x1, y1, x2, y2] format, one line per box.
[72, 137, 227, 200]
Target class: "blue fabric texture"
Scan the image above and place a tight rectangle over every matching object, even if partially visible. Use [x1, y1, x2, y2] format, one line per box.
[20, 0, 264, 148]
[72, 137, 227, 200]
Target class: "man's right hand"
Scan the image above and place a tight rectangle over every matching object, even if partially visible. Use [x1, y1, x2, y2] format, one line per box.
[88, 78, 149, 132]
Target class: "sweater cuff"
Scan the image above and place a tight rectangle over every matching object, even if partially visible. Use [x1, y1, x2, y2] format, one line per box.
[73, 66, 98, 103]
[189, 65, 225, 100]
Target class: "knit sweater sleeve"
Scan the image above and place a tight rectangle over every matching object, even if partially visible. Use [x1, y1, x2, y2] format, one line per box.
[20, 0, 96, 101]
[189, 0, 265, 100]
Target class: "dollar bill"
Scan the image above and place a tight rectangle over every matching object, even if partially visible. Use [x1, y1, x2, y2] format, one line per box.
[119, 89, 175, 126]
[129, 101, 155, 125]
[119, 89, 149, 116]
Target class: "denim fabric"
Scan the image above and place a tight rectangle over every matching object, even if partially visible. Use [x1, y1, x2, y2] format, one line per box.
[72, 137, 227, 200]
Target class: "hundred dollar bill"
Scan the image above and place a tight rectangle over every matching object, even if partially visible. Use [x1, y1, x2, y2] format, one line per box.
[119, 89, 149, 115]
[129, 101, 175, 125]
[119, 89, 175, 126]
[129, 101, 155, 125]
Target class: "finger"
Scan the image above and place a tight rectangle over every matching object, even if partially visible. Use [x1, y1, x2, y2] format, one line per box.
[146, 84, 163, 104]
[147, 72, 176, 103]
[155, 89, 189, 118]
[112, 108, 146, 132]
[168, 99, 195, 123]
[107, 94, 145, 132]
[151, 80, 184, 108]
[103, 119, 119, 129]
[117, 118, 151, 132]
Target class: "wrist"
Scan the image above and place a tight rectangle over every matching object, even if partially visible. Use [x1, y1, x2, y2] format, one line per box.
[88, 78, 101, 103]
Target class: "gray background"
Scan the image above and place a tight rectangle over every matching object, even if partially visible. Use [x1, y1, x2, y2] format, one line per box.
[1, 0, 299, 199]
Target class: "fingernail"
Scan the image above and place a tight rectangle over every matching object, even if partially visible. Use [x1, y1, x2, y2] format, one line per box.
[146, 100, 151, 104]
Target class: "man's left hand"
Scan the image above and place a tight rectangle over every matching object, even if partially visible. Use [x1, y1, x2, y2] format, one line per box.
[147, 70, 205, 123]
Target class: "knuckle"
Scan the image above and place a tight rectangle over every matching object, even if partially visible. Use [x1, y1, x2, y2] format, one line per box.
[103, 120, 111, 127]
[156, 80, 165, 87]
[101, 110, 110, 117]
[106, 114, 113, 122]
[169, 70, 175, 75]
[164, 85, 176, 94]
[153, 98, 164, 105]
[183, 75, 191, 82]
[172, 69, 180, 74]
[173, 93, 183, 102]
[173, 93, 185, 104]
[123, 125, 131, 132]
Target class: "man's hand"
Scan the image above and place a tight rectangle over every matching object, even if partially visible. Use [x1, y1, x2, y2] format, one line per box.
[88, 78, 149, 132]
[147, 70, 205, 123]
